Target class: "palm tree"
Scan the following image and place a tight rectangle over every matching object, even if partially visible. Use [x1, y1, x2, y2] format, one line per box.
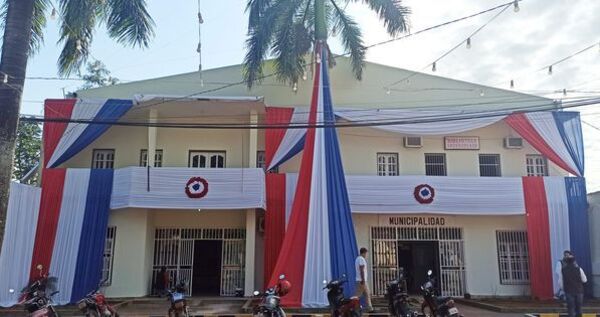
[243, 0, 410, 88]
[0, 0, 154, 250]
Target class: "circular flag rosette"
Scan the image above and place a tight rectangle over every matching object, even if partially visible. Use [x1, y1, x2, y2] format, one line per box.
[414, 184, 435, 204]
[185, 177, 209, 199]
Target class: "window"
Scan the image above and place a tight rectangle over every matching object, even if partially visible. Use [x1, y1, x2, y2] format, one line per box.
[496, 231, 529, 284]
[256, 151, 266, 169]
[377, 153, 399, 176]
[101, 227, 117, 286]
[189, 151, 225, 168]
[92, 149, 115, 169]
[425, 153, 447, 176]
[479, 154, 501, 177]
[140, 149, 163, 167]
[526, 155, 548, 176]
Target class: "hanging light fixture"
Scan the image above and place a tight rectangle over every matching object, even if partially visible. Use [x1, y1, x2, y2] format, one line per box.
[563, 88, 567, 96]
[510, 80, 514, 88]
[479, 89, 485, 97]
[302, 70, 307, 81]
[292, 82, 298, 93]
[432, 62, 437, 72]
[385, 88, 391, 95]
[50, 7, 57, 20]
[548, 65, 553, 75]
[316, 53, 322, 64]
[466, 38, 472, 49]
[2, 73, 8, 84]
[76, 39, 82, 51]
[513, 0, 520, 12]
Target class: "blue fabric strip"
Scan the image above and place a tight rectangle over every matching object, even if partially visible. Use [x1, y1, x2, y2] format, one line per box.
[70, 169, 113, 302]
[271, 135, 306, 171]
[51, 99, 133, 168]
[564, 177, 592, 296]
[321, 50, 359, 298]
[553, 112, 585, 176]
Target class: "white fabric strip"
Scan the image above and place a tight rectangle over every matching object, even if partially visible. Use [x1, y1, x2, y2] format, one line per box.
[49, 169, 90, 304]
[0, 183, 41, 307]
[544, 177, 571, 294]
[284, 173, 298, 229]
[111, 167, 265, 210]
[302, 69, 331, 307]
[526, 112, 579, 175]
[283, 174, 525, 216]
[335, 109, 506, 136]
[268, 108, 308, 170]
[47, 99, 106, 167]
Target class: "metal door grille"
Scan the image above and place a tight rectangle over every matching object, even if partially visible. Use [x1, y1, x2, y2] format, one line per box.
[152, 228, 245, 296]
[371, 226, 466, 297]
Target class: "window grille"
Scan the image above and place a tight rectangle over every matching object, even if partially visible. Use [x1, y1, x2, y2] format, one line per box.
[425, 153, 447, 176]
[377, 153, 399, 176]
[526, 155, 548, 176]
[140, 149, 163, 167]
[92, 149, 115, 169]
[496, 231, 530, 284]
[101, 227, 117, 286]
[479, 154, 501, 177]
[189, 151, 225, 168]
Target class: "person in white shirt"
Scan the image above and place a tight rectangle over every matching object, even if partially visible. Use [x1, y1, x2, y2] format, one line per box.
[354, 247, 373, 312]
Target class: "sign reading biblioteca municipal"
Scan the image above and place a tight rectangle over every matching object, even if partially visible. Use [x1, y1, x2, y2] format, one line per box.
[388, 216, 446, 226]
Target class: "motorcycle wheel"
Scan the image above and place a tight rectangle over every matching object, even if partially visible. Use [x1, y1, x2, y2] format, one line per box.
[276, 307, 286, 317]
[350, 310, 362, 317]
[86, 310, 100, 317]
[49, 306, 60, 317]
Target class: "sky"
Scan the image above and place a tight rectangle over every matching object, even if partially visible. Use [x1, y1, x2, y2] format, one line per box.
[16, 0, 600, 191]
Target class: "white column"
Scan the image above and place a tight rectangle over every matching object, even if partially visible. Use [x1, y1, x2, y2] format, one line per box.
[248, 111, 258, 168]
[245, 209, 257, 295]
[148, 109, 158, 167]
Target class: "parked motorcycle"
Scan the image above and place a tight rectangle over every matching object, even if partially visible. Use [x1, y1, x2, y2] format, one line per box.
[252, 274, 291, 317]
[420, 270, 462, 317]
[323, 275, 361, 317]
[13, 265, 60, 317]
[77, 281, 119, 317]
[387, 268, 420, 317]
[167, 280, 189, 317]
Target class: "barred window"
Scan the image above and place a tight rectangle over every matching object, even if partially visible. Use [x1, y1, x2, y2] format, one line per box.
[101, 227, 117, 286]
[256, 151, 266, 169]
[479, 154, 501, 177]
[526, 154, 548, 176]
[377, 153, 399, 176]
[140, 149, 163, 167]
[496, 231, 529, 284]
[425, 153, 447, 176]
[189, 151, 225, 168]
[92, 149, 115, 169]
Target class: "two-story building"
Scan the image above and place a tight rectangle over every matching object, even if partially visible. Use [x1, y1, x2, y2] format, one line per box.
[5, 58, 589, 305]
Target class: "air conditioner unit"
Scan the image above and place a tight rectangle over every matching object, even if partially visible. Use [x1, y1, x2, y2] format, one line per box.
[404, 136, 423, 148]
[504, 137, 523, 149]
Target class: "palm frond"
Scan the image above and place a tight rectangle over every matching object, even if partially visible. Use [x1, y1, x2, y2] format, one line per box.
[331, 0, 365, 79]
[246, 0, 273, 30]
[354, 0, 410, 36]
[57, 0, 102, 76]
[0, 0, 49, 56]
[106, 0, 155, 48]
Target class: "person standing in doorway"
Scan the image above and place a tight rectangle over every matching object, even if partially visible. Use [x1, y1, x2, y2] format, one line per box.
[156, 266, 169, 297]
[355, 247, 373, 312]
[559, 252, 587, 317]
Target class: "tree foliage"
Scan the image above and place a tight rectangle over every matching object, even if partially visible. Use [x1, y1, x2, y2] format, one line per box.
[80, 60, 119, 90]
[12, 121, 41, 184]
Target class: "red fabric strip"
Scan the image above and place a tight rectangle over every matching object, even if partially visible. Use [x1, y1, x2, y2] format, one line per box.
[29, 168, 66, 280]
[505, 114, 578, 175]
[263, 173, 287, 288]
[43, 99, 76, 167]
[522, 177, 554, 300]
[265, 107, 295, 169]
[268, 54, 321, 307]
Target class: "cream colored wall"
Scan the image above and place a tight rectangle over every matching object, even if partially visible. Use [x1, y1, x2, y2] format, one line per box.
[352, 213, 530, 297]
[104, 209, 248, 298]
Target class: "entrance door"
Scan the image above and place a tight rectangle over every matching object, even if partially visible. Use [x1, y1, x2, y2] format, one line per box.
[192, 240, 222, 295]
[397, 241, 439, 293]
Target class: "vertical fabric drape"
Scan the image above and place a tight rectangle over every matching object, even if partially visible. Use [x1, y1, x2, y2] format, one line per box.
[30, 169, 66, 280]
[264, 173, 286, 288]
[71, 169, 114, 301]
[506, 114, 578, 175]
[543, 178, 571, 293]
[43, 100, 76, 167]
[522, 177, 554, 299]
[565, 177, 593, 296]
[265, 107, 294, 170]
[553, 112, 585, 176]
[0, 183, 41, 307]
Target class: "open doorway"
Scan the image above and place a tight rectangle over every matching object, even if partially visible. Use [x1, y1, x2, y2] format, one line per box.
[192, 240, 222, 295]
[397, 241, 440, 293]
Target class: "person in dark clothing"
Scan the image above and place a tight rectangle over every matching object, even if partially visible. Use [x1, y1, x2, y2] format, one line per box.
[156, 266, 170, 297]
[559, 253, 587, 317]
